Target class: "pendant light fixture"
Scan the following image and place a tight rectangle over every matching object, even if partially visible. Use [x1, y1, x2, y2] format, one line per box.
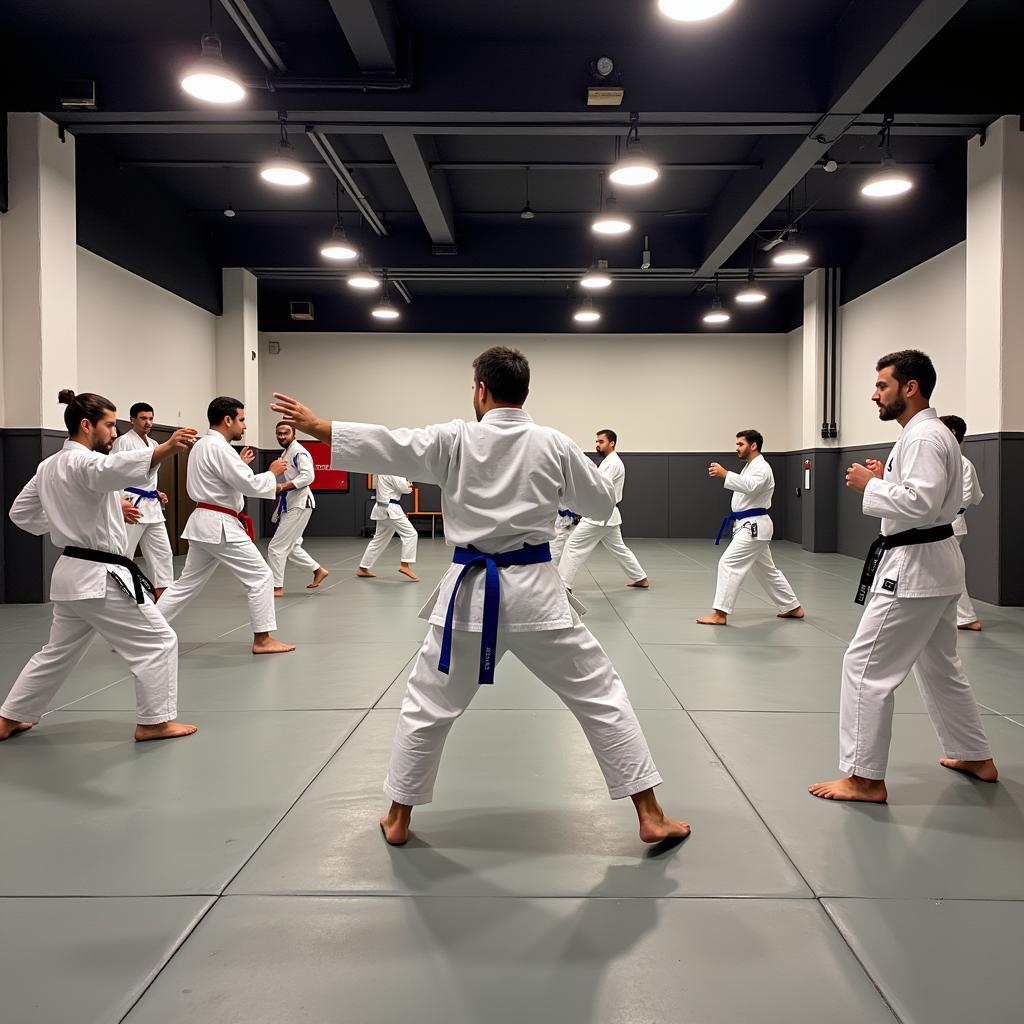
[371, 274, 401, 320]
[771, 236, 811, 266]
[573, 296, 602, 323]
[658, 0, 736, 22]
[520, 167, 535, 220]
[609, 115, 659, 187]
[735, 242, 767, 304]
[319, 182, 359, 260]
[347, 267, 380, 290]
[861, 113, 913, 199]
[180, 2, 246, 104]
[260, 113, 311, 188]
[703, 276, 731, 325]
[592, 175, 632, 235]
[580, 259, 613, 289]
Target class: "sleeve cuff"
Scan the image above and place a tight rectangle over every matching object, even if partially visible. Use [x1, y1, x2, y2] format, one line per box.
[330, 421, 348, 470]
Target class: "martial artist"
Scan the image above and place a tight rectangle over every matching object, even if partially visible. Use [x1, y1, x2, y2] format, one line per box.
[272, 346, 689, 847]
[268, 421, 328, 597]
[111, 402, 175, 598]
[0, 390, 198, 743]
[158, 397, 296, 656]
[558, 429, 650, 590]
[810, 351, 997, 802]
[940, 415, 984, 631]
[697, 430, 804, 626]
[356, 473, 420, 582]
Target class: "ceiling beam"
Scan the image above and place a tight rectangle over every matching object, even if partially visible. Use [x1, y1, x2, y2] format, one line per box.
[326, 0, 398, 74]
[694, 0, 971, 277]
[383, 132, 456, 247]
[218, 0, 287, 73]
[306, 129, 389, 236]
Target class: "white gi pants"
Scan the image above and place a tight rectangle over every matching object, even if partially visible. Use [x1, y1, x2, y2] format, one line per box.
[360, 515, 418, 568]
[125, 521, 175, 589]
[839, 592, 992, 779]
[955, 537, 980, 625]
[267, 506, 321, 587]
[158, 538, 276, 634]
[712, 532, 800, 615]
[558, 521, 646, 588]
[0, 579, 178, 725]
[384, 622, 662, 805]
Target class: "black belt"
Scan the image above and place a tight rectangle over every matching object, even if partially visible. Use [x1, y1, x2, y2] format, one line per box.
[855, 524, 955, 605]
[63, 547, 156, 604]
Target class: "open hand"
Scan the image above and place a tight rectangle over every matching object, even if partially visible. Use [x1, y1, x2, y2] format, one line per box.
[271, 393, 331, 443]
[240, 446, 256, 465]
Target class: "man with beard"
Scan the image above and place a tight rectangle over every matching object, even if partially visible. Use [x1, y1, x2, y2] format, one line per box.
[697, 429, 804, 626]
[557, 429, 650, 591]
[1, 390, 198, 743]
[267, 421, 328, 597]
[157, 397, 296, 656]
[271, 346, 689, 848]
[112, 402, 175, 598]
[810, 351, 997, 802]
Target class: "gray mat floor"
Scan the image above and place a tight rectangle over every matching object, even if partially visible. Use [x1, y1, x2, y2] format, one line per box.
[1, 537, 1022, 1023]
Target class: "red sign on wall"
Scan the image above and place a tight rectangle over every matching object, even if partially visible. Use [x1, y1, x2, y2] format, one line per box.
[300, 441, 349, 492]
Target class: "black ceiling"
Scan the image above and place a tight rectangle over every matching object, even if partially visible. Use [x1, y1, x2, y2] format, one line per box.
[2, 0, 1021, 332]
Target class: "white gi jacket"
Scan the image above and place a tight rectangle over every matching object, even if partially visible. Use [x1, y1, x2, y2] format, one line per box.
[111, 430, 165, 524]
[181, 431, 278, 544]
[723, 454, 774, 541]
[8, 440, 156, 600]
[862, 408, 964, 598]
[582, 450, 624, 527]
[278, 440, 316, 512]
[330, 408, 616, 632]
[370, 474, 412, 521]
[953, 455, 983, 537]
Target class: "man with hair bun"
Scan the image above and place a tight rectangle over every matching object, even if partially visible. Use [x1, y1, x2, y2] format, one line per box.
[1, 390, 198, 743]
[698, 428, 804, 627]
[157, 397, 296, 656]
[112, 401, 175, 598]
[810, 350, 997, 803]
[272, 345, 689, 848]
[939, 414, 984, 631]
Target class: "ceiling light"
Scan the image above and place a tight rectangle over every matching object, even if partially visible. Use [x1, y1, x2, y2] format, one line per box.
[735, 283, 767, 304]
[609, 123, 659, 187]
[520, 201, 535, 220]
[703, 297, 731, 325]
[658, 0, 736, 22]
[347, 269, 380, 290]
[573, 296, 602, 323]
[260, 116, 310, 188]
[319, 221, 358, 261]
[592, 193, 632, 235]
[180, 33, 246, 104]
[771, 243, 811, 266]
[861, 163, 913, 199]
[371, 299, 400, 320]
[581, 259, 613, 289]
[223, 204, 236, 218]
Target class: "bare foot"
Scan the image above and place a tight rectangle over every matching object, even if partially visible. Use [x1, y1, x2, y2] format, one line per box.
[696, 612, 728, 626]
[398, 565, 420, 582]
[252, 635, 296, 655]
[307, 567, 329, 589]
[808, 775, 887, 802]
[134, 721, 198, 742]
[958, 621, 983, 631]
[356, 567, 376, 578]
[778, 606, 805, 619]
[379, 801, 412, 846]
[631, 788, 691, 844]
[627, 577, 650, 589]
[940, 757, 998, 782]
[0, 718, 34, 741]
[273, 587, 285, 598]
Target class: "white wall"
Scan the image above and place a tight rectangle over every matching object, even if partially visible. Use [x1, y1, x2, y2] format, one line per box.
[786, 325, 803, 450]
[838, 242, 966, 446]
[258, 331, 798, 453]
[77, 248, 217, 429]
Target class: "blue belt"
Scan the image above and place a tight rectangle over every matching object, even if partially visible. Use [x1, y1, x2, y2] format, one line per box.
[715, 507, 768, 545]
[125, 487, 159, 507]
[276, 492, 288, 518]
[557, 508, 577, 519]
[438, 542, 552, 685]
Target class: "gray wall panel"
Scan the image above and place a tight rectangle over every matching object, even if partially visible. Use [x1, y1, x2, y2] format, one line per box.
[961, 437, 999, 605]
[617, 454, 670, 537]
[998, 437, 1024, 605]
[835, 443, 892, 559]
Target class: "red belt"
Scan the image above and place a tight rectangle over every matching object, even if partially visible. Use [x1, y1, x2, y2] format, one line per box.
[196, 502, 255, 542]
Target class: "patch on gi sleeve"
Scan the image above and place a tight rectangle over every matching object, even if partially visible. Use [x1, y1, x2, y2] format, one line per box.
[881, 578, 897, 592]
